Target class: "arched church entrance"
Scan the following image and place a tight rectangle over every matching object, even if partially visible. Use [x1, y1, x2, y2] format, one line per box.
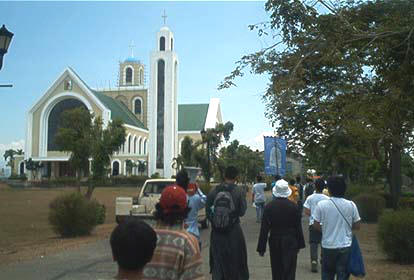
[112, 161, 120, 176]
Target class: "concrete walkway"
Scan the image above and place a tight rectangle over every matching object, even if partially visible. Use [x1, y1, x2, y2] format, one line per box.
[0, 200, 321, 280]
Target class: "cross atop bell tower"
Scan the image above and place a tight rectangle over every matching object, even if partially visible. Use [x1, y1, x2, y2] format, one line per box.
[162, 10, 168, 26]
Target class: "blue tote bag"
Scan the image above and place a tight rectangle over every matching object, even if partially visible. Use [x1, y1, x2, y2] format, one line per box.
[331, 200, 366, 278]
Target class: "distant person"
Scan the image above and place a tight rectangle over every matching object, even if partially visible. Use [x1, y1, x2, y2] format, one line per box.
[271, 175, 282, 200]
[304, 178, 315, 199]
[303, 178, 329, 272]
[288, 179, 299, 203]
[207, 166, 249, 280]
[176, 169, 190, 191]
[185, 182, 207, 249]
[295, 176, 304, 214]
[313, 176, 361, 280]
[110, 218, 157, 280]
[257, 178, 305, 280]
[143, 185, 204, 280]
[252, 175, 267, 223]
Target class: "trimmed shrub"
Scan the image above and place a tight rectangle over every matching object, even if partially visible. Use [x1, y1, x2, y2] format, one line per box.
[378, 210, 414, 264]
[91, 200, 106, 224]
[110, 175, 148, 187]
[48, 192, 99, 237]
[398, 197, 414, 210]
[353, 193, 386, 222]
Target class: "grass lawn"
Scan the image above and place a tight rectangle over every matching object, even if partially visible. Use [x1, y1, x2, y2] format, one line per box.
[0, 183, 138, 264]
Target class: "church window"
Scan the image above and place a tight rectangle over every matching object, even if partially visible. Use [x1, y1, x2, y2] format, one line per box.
[139, 138, 142, 155]
[156, 59, 165, 168]
[134, 98, 142, 114]
[139, 69, 144, 85]
[134, 137, 137, 154]
[128, 135, 131, 154]
[112, 161, 120, 176]
[160, 36, 165, 51]
[171, 38, 173, 51]
[47, 98, 87, 151]
[143, 139, 147, 155]
[125, 67, 133, 84]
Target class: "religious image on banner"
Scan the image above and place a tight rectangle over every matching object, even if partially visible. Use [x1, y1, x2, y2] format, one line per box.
[264, 136, 287, 176]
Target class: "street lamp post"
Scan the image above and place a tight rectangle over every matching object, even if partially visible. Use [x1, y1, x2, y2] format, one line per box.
[200, 129, 210, 182]
[0, 24, 14, 71]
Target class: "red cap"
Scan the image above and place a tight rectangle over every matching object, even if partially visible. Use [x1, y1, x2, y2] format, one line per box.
[187, 183, 197, 192]
[159, 185, 187, 214]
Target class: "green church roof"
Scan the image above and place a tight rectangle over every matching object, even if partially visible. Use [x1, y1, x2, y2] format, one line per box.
[92, 91, 147, 129]
[178, 104, 209, 131]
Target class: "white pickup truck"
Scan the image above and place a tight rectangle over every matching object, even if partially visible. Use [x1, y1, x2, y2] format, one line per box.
[115, 178, 208, 228]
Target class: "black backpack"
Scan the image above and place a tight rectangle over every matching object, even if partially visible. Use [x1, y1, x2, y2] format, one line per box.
[305, 183, 315, 198]
[212, 185, 236, 232]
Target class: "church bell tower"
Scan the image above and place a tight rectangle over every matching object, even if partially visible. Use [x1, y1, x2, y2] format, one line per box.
[148, 25, 178, 178]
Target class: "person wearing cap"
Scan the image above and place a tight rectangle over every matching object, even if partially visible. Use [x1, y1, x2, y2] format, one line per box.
[142, 185, 204, 280]
[110, 218, 157, 280]
[185, 182, 207, 249]
[257, 179, 305, 280]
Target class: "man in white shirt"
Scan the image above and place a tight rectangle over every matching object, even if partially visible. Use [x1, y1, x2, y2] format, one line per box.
[303, 178, 329, 272]
[313, 176, 361, 280]
[252, 175, 267, 223]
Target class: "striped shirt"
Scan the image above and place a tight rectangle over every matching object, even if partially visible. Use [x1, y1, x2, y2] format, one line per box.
[142, 222, 204, 280]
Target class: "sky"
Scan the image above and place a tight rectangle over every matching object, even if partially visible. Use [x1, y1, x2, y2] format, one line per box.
[0, 0, 276, 167]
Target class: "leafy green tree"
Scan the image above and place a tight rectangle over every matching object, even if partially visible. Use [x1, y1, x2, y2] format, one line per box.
[218, 140, 264, 183]
[220, 0, 414, 208]
[125, 159, 136, 176]
[3, 149, 17, 175]
[199, 121, 234, 182]
[55, 107, 125, 198]
[137, 160, 147, 176]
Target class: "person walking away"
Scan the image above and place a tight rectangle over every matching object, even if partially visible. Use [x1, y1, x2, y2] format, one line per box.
[295, 176, 304, 215]
[288, 179, 299, 203]
[303, 178, 329, 272]
[313, 176, 361, 280]
[110, 218, 157, 280]
[304, 178, 315, 200]
[272, 175, 282, 200]
[252, 175, 267, 223]
[142, 185, 204, 280]
[176, 169, 190, 191]
[185, 182, 207, 249]
[257, 179, 305, 280]
[207, 166, 249, 280]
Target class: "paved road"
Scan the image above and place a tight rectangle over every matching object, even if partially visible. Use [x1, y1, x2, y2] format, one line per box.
[0, 201, 321, 280]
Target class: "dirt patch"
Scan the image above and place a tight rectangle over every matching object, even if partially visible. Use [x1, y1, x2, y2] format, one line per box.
[355, 223, 414, 280]
[0, 185, 138, 264]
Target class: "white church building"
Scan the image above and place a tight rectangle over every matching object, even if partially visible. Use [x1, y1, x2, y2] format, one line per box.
[17, 25, 223, 179]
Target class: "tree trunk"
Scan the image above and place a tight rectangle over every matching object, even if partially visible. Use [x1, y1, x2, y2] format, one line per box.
[76, 170, 81, 193]
[85, 183, 94, 200]
[390, 141, 402, 209]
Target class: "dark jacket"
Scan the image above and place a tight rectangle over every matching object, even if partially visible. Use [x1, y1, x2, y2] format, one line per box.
[207, 183, 249, 280]
[257, 197, 305, 254]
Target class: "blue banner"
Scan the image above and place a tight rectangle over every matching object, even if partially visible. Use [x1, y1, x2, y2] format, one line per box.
[264, 136, 286, 176]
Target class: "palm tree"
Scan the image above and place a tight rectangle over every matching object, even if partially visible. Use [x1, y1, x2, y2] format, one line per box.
[137, 160, 147, 176]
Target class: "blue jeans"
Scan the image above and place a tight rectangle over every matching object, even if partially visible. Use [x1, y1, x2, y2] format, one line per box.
[321, 247, 351, 280]
[255, 202, 265, 222]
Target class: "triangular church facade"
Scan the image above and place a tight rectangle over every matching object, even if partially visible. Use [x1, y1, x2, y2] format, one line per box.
[21, 25, 223, 179]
